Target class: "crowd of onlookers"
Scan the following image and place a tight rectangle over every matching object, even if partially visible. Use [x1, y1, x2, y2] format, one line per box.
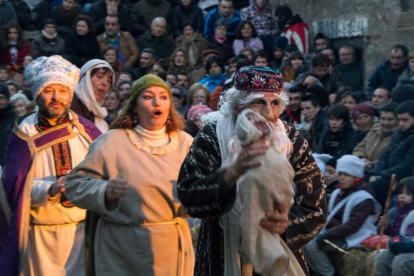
[1, 0, 414, 275]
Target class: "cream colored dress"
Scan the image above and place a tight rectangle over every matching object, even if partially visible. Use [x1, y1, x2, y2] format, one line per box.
[65, 127, 195, 276]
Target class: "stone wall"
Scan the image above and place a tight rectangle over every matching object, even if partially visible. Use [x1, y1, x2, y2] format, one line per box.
[270, 0, 414, 91]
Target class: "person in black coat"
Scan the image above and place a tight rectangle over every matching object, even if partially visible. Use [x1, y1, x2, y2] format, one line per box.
[172, 0, 204, 38]
[368, 100, 414, 207]
[52, 0, 84, 40]
[65, 15, 101, 68]
[0, 84, 17, 168]
[88, 0, 132, 34]
[11, 0, 50, 36]
[207, 20, 234, 64]
[315, 103, 354, 158]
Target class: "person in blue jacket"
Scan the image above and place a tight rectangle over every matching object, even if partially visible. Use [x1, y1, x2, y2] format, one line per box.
[203, 0, 241, 39]
[199, 56, 227, 93]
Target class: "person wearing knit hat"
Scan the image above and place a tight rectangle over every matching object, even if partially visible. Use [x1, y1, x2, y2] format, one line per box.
[64, 74, 195, 275]
[177, 65, 327, 275]
[269, 36, 288, 70]
[346, 103, 375, 154]
[70, 59, 115, 133]
[0, 55, 102, 276]
[304, 154, 380, 276]
[325, 157, 339, 204]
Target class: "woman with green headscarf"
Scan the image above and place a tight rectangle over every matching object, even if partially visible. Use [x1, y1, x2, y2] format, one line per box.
[65, 75, 195, 276]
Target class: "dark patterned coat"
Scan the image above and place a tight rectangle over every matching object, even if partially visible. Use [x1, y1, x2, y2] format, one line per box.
[177, 121, 328, 276]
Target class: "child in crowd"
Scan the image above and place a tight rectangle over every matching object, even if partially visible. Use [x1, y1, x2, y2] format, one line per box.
[304, 155, 381, 276]
[374, 177, 414, 276]
[325, 157, 339, 205]
[254, 50, 269, 67]
[0, 66, 10, 84]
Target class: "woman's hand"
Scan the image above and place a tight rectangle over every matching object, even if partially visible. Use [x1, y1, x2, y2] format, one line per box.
[224, 140, 268, 185]
[260, 203, 290, 235]
[105, 176, 129, 202]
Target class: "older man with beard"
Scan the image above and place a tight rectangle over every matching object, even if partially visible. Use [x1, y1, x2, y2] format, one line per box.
[0, 55, 101, 275]
[178, 66, 327, 276]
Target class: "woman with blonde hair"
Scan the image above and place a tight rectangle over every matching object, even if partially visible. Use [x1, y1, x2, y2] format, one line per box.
[187, 83, 210, 106]
[65, 74, 195, 276]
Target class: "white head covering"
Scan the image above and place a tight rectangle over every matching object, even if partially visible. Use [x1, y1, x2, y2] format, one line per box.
[74, 59, 115, 133]
[336, 155, 365, 178]
[25, 55, 80, 101]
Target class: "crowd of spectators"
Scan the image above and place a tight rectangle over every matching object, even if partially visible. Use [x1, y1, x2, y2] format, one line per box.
[1, 0, 414, 275]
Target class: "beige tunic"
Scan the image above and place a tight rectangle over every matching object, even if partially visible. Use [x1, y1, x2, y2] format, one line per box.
[65, 128, 194, 276]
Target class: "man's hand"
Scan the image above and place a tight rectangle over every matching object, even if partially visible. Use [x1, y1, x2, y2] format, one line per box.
[303, 76, 317, 86]
[260, 203, 290, 235]
[49, 176, 67, 197]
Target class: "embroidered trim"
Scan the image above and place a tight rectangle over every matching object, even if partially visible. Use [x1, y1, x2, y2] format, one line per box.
[125, 129, 179, 155]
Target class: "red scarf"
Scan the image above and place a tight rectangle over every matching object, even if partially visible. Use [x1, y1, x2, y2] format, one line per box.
[339, 178, 363, 190]
[286, 107, 300, 123]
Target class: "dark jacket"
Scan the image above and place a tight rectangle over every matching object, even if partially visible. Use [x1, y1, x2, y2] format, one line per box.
[345, 129, 369, 155]
[300, 109, 328, 149]
[136, 30, 175, 60]
[326, 181, 376, 239]
[368, 60, 407, 98]
[0, 1, 17, 29]
[30, 34, 66, 58]
[315, 121, 354, 157]
[131, 0, 172, 36]
[293, 70, 341, 95]
[70, 94, 95, 123]
[207, 36, 234, 64]
[11, 0, 49, 31]
[88, 0, 132, 34]
[334, 61, 364, 92]
[203, 7, 242, 39]
[65, 32, 101, 68]
[369, 125, 414, 180]
[51, 4, 84, 40]
[0, 105, 17, 167]
[130, 66, 151, 81]
[172, 2, 204, 38]
[396, 67, 414, 87]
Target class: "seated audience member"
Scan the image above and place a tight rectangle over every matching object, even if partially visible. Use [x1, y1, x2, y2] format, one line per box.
[9, 93, 29, 117]
[316, 103, 354, 158]
[184, 104, 212, 137]
[66, 15, 101, 68]
[30, 19, 66, 58]
[240, 0, 276, 36]
[199, 56, 226, 93]
[240, 46, 255, 62]
[304, 155, 381, 276]
[321, 47, 336, 71]
[276, 5, 310, 55]
[191, 49, 219, 82]
[12, 55, 33, 89]
[102, 45, 123, 81]
[97, 15, 139, 70]
[304, 32, 328, 64]
[136, 17, 175, 61]
[175, 20, 208, 70]
[116, 71, 133, 85]
[269, 36, 288, 70]
[280, 50, 306, 83]
[368, 87, 391, 116]
[374, 177, 414, 276]
[368, 44, 408, 99]
[88, 0, 132, 34]
[166, 71, 177, 87]
[172, 0, 204, 38]
[177, 70, 191, 89]
[353, 103, 398, 172]
[226, 54, 247, 78]
[0, 84, 17, 167]
[339, 91, 358, 117]
[397, 50, 414, 87]
[254, 50, 269, 67]
[300, 92, 328, 149]
[130, 48, 156, 81]
[0, 0, 17, 31]
[232, 21, 264, 55]
[12, 0, 50, 40]
[2, 22, 30, 73]
[131, 0, 172, 37]
[207, 20, 234, 64]
[334, 45, 363, 92]
[117, 79, 131, 101]
[281, 87, 302, 124]
[203, 0, 242, 39]
[187, 83, 210, 107]
[392, 84, 414, 104]
[368, 100, 414, 207]
[148, 67, 167, 80]
[104, 88, 121, 125]
[0, 66, 10, 83]
[347, 103, 375, 153]
[5, 80, 18, 96]
[324, 157, 339, 204]
[52, 0, 84, 40]
[169, 48, 193, 74]
[171, 86, 187, 116]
